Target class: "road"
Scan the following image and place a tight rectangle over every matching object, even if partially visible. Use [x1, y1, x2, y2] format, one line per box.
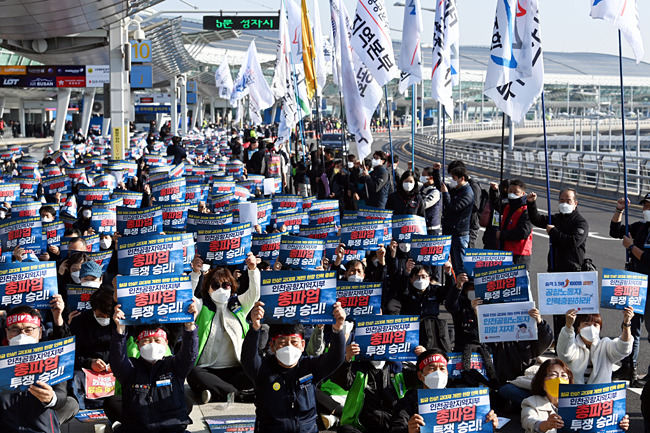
[371, 130, 648, 431]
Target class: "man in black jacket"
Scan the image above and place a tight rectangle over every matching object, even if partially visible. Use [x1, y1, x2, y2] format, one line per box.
[440, 166, 474, 273]
[448, 161, 483, 248]
[359, 151, 391, 209]
[166, 136, 187, 166]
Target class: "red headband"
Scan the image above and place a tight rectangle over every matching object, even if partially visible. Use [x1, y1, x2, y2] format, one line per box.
[137, 329, 167, 342]
[271, 333, 303, 342]
[7, 314, 41, 328]
[418, 354, 448, 371]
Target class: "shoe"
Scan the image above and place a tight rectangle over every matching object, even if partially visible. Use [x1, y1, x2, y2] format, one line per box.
[236, 388, 256, 404]
[631, 367, 646, 388]
[612, 364, 630, 381]
[320, 414, 338, 430]
[111, 421, 121, 433]
[200, 389, 212, 404]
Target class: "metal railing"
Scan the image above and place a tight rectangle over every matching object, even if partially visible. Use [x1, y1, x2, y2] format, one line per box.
[412, 133, 650, 197]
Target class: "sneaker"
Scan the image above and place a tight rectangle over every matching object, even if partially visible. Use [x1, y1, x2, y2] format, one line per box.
[320, 414, 338, 430]
[200, 389, 212, 404]
[110, 421, 121, 433]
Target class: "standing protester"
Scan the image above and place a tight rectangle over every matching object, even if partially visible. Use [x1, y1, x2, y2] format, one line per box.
[497, 179, 533, 266]
[419, 167, 442, 235]
[440, 165, 474, 273]
[359, 151, 391, 209]
[447, 161, 483, 248]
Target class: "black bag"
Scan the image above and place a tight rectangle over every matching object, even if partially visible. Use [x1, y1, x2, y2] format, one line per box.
[582, 258, 597, 272]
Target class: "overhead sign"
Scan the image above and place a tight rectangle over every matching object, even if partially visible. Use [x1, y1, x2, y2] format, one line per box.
[86, 65, 110, 87]
[130, 40, 152, 63]
[134, 93, 172, 104]
[186, 81, 197, 93]
[130, 65, 152, 88]
[203, 15, 280, 30]
[0, 64, 109, 88]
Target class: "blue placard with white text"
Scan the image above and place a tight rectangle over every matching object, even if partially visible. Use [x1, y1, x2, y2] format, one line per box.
[277, 236, 324, 270]
[601, 268, 648, 314]
[340, 219, 391, 251]
[0, 261, 58, 309]
[116, 206, 163, 237]
[463, 249, 514, 276]
[117, 233, 186, 276]
[195, 223, 252, 265]
[558, 382, 626, 433]
[355, 315, 419, 361]
[409, 235, 452, 266]
[417, 387, 492, 433]
[474, 264, 530, 304]
[251, 232, 281, 261]
[336, 281, 382, 317]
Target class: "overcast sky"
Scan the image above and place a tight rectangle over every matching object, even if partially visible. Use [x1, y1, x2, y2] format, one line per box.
[160, 0, 650, 63]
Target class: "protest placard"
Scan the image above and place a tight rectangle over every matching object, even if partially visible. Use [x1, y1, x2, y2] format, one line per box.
[463, 249, 514, 276]
[111, 190, 143, 208]
[185, 184, 208, 205]
[116, 206, 163, 237]
[90, 208, 116, 235]
[260, 270, 337, 324]
[83, 368, 115, 399]
[78, 187, 111, 206]
[116, 274, 194, 325]
[0, 216, 42, 254]
[309, 208, 341, 227]
[251, 233, 282, 261]
[210, 192, 236, 211]
[60, 234, 99, 257]
[117, 233, 186, 276]
[392, 215, 427, 242]
[42, 175, 71, 196]
[558, 382, 626, 433]
[15, 177, 39, 196]
[0, 261, 57, 309]
[538, 271, 599, 315]
[277, 236, 324, 270]
[161, 202, 189, 230]
[195, 223, 252, 265]
[250, 198, 272, 226]
[0, 337, 75, 394]
[74, 410, 108, 423]
[187, 210, 233, 231]
[336, 281, 382, 317]
[43, 220, 64, 248]
[355, 315, 419, 361]
[66, 285, 95, 311]
[601, 268, 648, 314]
[409, 235, 452, 266]
[272, 194, 303, 211]
[417, 387, 492, 433]
[0, 183, 21, 202]
[273, 209, 309, 234]
[477, 301, 537, 343]
[11, 201, 41, 217]
[150, 177, 186, 203]
[357, 206, 393, 220]
[205, 417, 256, 433]
[87, 250, 114, 273]
[92, 198, 123, 213]
[299, 223, 338, 240]
[474, 264, 530, 304]
[341, 219, 391, 251]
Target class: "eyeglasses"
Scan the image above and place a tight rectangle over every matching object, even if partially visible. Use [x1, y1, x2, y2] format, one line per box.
[546, 372, 570, 380]
[7, 326, 39, 336]
[213, 281, 232, 289]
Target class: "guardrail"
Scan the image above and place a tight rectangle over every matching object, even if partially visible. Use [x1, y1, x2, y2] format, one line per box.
[413, 133, 650, 197]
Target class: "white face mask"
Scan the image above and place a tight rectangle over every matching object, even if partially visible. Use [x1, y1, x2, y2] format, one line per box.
[419, 176, 429, 184]
[402, 182, 415, 192]
[82, 209, 92, 219]
[371, 158, 381, 167]
[644, 210, 650, 222]
[413, 278, 429, 291]
[211, 288, 231, 305]
[0, 210, 6, 219]
[508, 193, 521, 200]
[370, 361, 386, 369]
[558, 203, 575, 214]
[580, 325, 600, 343]
[9, 333, 39, 346]
[347, 274, 364, 283]
[347, 161, 354, 169]
[139, 342, 167, 362]
[41, 216, 53, 223]
[398, 243, 411, 253]
[275, 345, 303, 366]
[448, 178, 458, 189]
[71, 271, 81, 284]
[81, 280, 102, 288]
[424, 370, 448, 389]
[94, 314, 110, 327]
[100, 238, 112, 249]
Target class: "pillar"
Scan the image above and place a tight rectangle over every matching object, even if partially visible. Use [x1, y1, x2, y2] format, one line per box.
[19, 100, 25, 137]
[109, 19, 129, 160]
[53, 89, 72, 150]
[180, 76, 188, 135]
[171, 76, 178, 136]
[80, 88, 97, 137]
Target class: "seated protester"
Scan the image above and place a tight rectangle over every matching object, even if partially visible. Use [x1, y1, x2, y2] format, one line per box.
[74, 206, 94, 236]
[78, 260, 103, 288]
[444, 273, 497, 383]
[387, 265, 454, 353]
[390, 349, 498, 433]
[57, 251, 90, 303]
[497, 179, 533, 266]
[364, 247, 388, 283]
[521, 359, 630, 433]
[557, 307, 633, 384]
[70, 288, 115, 410]
[242, 300, 347, 433]
[326, 342, 419, 433]
[39, 205, 61, 262]
[187, 254, 260, 403]
[386, 171, 425, 217]
[109, 302, 199, 433]
[332, 252, 385, 283]
[0, 303, 79, 432]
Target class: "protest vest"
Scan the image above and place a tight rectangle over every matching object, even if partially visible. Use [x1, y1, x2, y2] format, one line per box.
[340, 370, 408, 432]
[195, 303, 249, 365]
[500, 204, 533, 256]
[114, 336, 172, 395]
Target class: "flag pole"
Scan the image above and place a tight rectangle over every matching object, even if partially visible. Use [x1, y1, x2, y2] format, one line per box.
[385, 85, 397, 189]
[499, 112, 506, 185]
[618, 30, 630, 235]
[541, 92, 553, 269]
[442, 106, 446, 174]
[339, 90, 348, 165]
[314, 87, 323, 156]
[411, 83, 416, 170]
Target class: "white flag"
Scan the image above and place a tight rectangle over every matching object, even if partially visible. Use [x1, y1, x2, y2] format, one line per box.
[329, 0, 343, 88]
[350, 0, 398, 87]
[272, 2, 299, 142]
[214, 57, 234, 100]
[397, 0, 424, 95]
[591, 0, 644, 63]
[285, 0, 312, 117]
[230, 41, 275, 124]
[335, 0, 373, 160]
[484, 0, 543, 124]
[312, 0, 327, 93]
[430, 0, 459, 118]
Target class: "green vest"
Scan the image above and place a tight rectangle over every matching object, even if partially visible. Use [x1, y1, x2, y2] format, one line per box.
[195, 303, 249, 365]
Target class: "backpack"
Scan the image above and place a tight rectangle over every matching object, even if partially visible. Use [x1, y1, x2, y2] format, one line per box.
[477, 188, 491, 227]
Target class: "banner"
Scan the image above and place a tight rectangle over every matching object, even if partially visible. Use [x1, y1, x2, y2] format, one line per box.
[336, 281, 382, 317]
[409, 235, 452, 266]
[272, 194, 303, 211]
[558, 382, 626, 433]
[161, 202, 189, 230]
[0, 216, 43, 255]
[251, 198, 272, 226]
[0, 337, 75, 394]
[251, 232, 282, 261]
[150, 178, 186, 203]
[195, 223, 252, 265]
[10, 201, 41, 218]
[392, 215, 427, 242]
[463, 249, 514, 276]
[601, 268, 648, 315]
[83, 368, 115, 399]
[477, 301, 537, 343]
[310, 199, 339, 212]
[260, 270, 337, 324]
[277, 236, 324, 270]
[418, 387, 492, 433]
[111, 190, 143, 208]
[117, 234, 186, 276]
[0, 183, 20, 201]
[308, 208, 341, 226]
[538, 271, 599, 315]
[90, 209, 116, 235]
[116, 206, 163, 237]
[474, 264, 530, 304]
[355, 315, 419, 361]
[340, 219, 391, 251]
[66, 285, 95, 311]
[14, 177, 39, 196]
[116, 275, 194, 325]
[185, 184, 208, 205]
[447, 352, 491, 379]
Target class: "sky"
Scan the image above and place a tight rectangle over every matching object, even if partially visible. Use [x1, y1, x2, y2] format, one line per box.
[158, 0, 650, 63]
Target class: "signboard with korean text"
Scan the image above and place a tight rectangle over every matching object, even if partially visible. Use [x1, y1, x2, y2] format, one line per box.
[392, 215, 427, 242]
[538, 271, 599, 315]
[409, 235, 452, 266]
[116, 275, 193, 325]
[117, 233, 186, 276]
[417, 387, 492, 433]
[0, 216, 43, 255]
[340, 219, 391, 251]
[477, 301, 537, 343]
[66, 285, 95, 311]
[251, 233, 282, 261]
[463, 249, 514, 276]
[277, 236, 324, 270]
[601, 268, 648, 315]
[474, 264, 530, 304]
[336, 281, 382, 317]
[195, 223, 252, 266]
[355, 315, 419, 361]
[558, 382, 626, 433]
[0, 262, 57, 309]
[446, 353, 491, 379]
[203, 15, 279, 30]
[116, 206, 163, 237]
